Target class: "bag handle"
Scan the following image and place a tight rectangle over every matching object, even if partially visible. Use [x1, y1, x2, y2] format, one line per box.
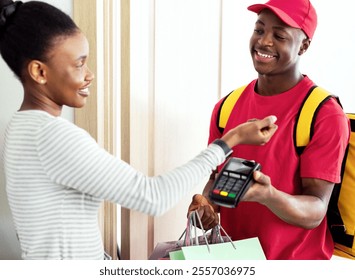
[184, 211, 211, 252]
[180, 211, 236, 251]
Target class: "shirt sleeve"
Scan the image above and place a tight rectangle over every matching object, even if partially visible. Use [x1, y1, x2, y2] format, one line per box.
[35, 118, 226, 216]
[300, 98, 350, 183]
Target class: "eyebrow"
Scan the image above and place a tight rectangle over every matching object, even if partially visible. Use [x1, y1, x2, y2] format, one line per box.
[255, 19, 265, 26]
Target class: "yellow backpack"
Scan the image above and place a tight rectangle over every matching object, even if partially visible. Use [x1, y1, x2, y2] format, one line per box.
[219, 85, 355, 259]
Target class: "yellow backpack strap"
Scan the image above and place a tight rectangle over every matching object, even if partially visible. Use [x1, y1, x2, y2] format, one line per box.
[295, 86, 333, 155]
[218, 85, 247, 131]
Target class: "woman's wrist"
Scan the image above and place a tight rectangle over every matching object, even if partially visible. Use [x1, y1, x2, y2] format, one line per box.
[212, 139, 233, 158]
[220, 130, 241, 150]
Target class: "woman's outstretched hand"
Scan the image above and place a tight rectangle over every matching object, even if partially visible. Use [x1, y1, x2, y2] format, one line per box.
[221, 115, 278, 148]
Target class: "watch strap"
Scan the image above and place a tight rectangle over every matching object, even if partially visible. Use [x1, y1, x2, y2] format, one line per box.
[212, 139, 233, 158]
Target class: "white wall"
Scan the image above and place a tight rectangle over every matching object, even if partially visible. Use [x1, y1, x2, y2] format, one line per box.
[128, 0, 223, 252]
[153, 0, 222, 245]
[302, 0, 354, 112]
[0, 0, 73, 260]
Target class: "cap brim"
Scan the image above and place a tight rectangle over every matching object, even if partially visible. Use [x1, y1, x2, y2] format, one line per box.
[247, 4, 301, 30]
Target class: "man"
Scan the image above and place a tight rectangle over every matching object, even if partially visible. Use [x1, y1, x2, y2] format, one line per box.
[188, 0, 350, 259]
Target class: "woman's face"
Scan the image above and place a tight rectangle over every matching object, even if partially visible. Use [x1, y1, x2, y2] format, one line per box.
[43, 31, 94, 109]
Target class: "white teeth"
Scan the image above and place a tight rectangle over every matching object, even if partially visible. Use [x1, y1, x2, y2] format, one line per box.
[258, 52, 274, 58]
[79, 88, 89, 94]
[78, 87, 89, 96]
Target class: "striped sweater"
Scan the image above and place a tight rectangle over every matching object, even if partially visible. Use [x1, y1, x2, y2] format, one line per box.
[3, 110, 226, 259]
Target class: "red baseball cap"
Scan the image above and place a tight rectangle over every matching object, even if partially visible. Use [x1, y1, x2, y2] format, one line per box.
[247, 0, 317, 39]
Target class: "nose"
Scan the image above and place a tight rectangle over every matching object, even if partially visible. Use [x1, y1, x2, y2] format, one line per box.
[85, 66, 95, 82]
[258, 32, 273, 47]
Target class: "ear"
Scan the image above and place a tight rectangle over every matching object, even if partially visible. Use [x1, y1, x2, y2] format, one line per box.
[298, 38, 311, 56]
[27, 60, 47, 85]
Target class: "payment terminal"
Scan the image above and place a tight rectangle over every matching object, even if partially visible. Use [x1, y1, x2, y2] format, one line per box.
[209, 157, 261, 208]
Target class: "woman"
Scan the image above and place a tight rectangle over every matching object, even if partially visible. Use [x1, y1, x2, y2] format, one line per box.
[0, 0, 277, 259]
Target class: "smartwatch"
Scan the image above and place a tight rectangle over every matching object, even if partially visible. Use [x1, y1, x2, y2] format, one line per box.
[212, 139, 233, 158]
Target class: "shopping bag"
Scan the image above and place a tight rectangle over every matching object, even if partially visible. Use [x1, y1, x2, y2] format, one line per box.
[148, 223, 229, 259]
[170, 237, 266, 260]
[149, 211, 230, 260]
[148, 239, 183, 260]
[150, 211, 266, 260]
